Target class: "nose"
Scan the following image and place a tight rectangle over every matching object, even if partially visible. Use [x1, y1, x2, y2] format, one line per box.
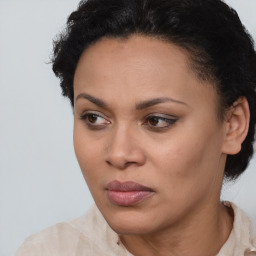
[105, 125, 146, 169]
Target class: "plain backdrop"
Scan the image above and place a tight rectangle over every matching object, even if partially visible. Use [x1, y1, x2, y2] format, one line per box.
[0, 0, 255, 255]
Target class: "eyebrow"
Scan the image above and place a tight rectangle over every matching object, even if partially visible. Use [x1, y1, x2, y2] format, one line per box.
[135, 97, 187, 110]
[76, 93, 187, 110]
[76, 93, 107, 108]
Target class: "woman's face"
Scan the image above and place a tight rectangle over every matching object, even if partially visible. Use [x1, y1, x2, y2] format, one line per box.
[73, 35, 227, 235]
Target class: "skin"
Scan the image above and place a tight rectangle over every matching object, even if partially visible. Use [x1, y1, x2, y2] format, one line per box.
[72, 35, 246, 256]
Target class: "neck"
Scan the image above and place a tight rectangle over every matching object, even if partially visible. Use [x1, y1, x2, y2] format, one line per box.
[120, 201, 234, 256]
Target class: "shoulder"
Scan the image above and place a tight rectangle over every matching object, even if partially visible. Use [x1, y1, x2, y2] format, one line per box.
[229, 202, 256, 245]
[15, 221, 91, 256]
[15, 205, 125, 256]
[217, 201, 256, 256]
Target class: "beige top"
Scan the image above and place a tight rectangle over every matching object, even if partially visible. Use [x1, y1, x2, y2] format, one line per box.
[15, 202, 256, 256]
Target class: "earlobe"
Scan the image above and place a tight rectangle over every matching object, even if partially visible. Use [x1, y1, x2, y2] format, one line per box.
[221, 97, 250, 155]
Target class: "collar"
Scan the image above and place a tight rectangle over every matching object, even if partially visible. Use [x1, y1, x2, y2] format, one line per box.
[217, 201, 256, 256]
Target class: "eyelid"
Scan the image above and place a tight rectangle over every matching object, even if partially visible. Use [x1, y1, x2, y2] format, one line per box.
[79, 110, 177, 130]
[144, 113, 178, 121]
[79, 111, 111, 128]
[80, 110, 110, 119]
[143, 113, 178, 129]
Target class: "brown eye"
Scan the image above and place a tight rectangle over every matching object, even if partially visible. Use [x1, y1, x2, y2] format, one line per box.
[80, 112, 110, 128]
[145, 115, 177, 128]
[148, 117, 161, 126]
[87, 114, 98, 123]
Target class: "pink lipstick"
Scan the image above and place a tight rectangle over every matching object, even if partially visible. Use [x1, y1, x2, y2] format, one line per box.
[106, 180, 154, 206]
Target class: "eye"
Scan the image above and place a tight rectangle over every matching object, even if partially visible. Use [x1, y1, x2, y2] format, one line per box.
[144, 115, 177, 129]
[80, 112, 110, 129]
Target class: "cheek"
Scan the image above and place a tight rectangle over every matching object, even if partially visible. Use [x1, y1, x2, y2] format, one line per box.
[152, 129, 222, 195]
[73, 124, 104, 183]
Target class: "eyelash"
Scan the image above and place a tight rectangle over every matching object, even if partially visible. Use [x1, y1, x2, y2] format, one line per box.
[79, 112, 177, 130]
[144, 115, 177, 129]
[80, 113, 110, 129]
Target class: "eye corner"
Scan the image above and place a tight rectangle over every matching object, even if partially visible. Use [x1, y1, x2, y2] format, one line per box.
[143, 114, 178, 130]
[79, 111, 111, 130]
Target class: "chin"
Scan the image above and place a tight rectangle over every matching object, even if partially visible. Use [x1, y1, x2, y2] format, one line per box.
[103, 207, 159, 235]
[109, 220, 155, 236]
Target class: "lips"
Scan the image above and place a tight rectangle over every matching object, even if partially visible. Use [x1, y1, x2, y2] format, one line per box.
[106, 180, 154, 206]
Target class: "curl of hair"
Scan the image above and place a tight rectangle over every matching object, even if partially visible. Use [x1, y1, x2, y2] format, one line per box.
[52, 0, 256, 180]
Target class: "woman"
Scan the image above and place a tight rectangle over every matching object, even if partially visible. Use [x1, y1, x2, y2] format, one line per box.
[16, 0, 256, 255]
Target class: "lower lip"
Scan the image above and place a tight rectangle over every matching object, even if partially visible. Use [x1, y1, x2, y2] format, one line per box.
[107, 190, 153, 206]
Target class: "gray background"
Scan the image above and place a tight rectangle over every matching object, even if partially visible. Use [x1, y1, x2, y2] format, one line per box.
[0, 0, 255, 255]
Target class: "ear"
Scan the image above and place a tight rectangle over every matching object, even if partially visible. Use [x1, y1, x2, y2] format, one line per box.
[221, 97, 250, 155]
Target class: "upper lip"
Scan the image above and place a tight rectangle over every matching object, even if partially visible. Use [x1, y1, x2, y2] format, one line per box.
[106, 180, 154, 192]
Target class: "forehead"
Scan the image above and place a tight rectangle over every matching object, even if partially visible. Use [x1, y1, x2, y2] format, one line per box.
[74, 35, 218, 112]
[75, 35, 193, 84]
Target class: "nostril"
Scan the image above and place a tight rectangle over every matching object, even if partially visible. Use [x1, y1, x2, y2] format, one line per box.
[106, 160, 112, 166]
[105, 153, 140, 169]
[124, 161, 137, 167]
[105, 134, 146, 169]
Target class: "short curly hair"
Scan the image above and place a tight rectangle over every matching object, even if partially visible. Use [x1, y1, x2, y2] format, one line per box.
[52, 0, 256, 180]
